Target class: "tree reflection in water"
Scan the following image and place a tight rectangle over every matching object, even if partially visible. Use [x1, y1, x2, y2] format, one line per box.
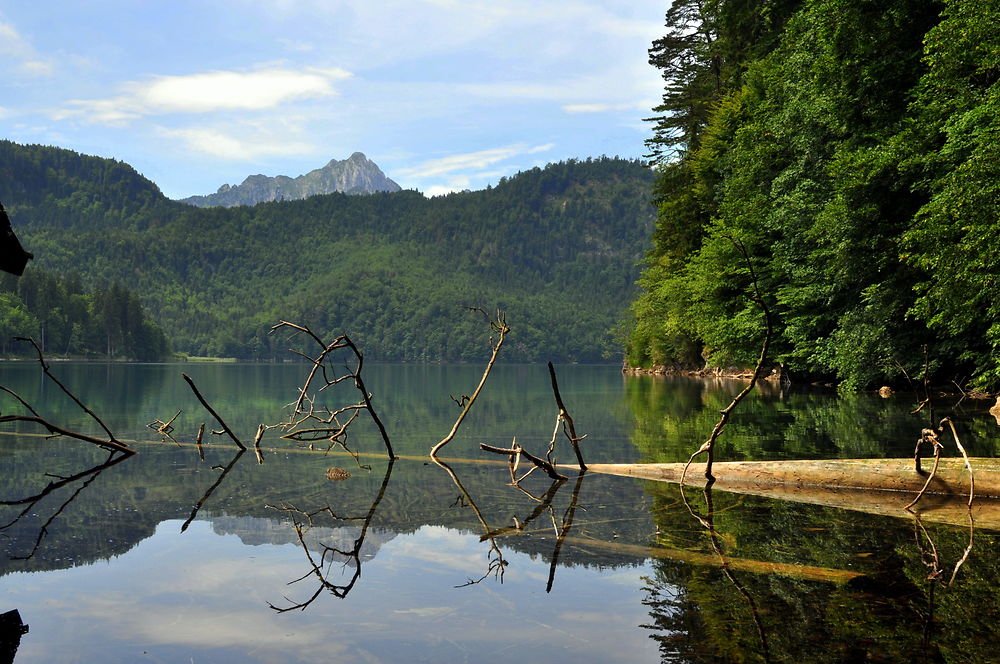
[636, 477, 994, 664]
[0, 450, 131, 560]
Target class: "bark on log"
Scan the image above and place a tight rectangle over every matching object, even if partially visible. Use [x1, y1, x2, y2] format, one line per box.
[576, 458, 998, 530]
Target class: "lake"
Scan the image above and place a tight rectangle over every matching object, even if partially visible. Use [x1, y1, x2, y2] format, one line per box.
[1, 360, 999, 663]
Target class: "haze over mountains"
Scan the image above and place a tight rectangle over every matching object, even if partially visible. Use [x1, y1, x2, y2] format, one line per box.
[179, 152, 401, 208]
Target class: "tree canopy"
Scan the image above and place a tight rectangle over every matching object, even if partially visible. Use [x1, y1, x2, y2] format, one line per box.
[629, 0, 1000, 389]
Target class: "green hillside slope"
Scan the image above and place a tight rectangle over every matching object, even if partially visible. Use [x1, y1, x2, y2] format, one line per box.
[0, 141, 653, 362]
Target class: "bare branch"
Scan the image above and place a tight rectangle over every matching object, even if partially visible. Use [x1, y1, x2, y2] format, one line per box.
[481, 441, 568, 481]
[182, 373, 245, 450]
[548, 362, 586, 470]
[0, 414, 133, 454]
[430, 309, 509, 457]
[682, 237, 771, 484]
[16, 337, 122, 444]
[271, 321, 395, 459]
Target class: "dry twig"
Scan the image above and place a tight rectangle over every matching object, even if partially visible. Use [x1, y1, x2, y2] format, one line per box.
[681, 238, 772, 484]
[430, 308, 509, 458]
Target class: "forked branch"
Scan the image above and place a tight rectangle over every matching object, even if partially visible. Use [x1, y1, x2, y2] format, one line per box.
[270, 321, 395, 459]
[548, 362, 587, 470]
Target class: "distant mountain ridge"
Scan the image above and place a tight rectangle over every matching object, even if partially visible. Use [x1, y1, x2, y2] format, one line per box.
[179, 152, 401, 207]
[0, 140, 654, 363]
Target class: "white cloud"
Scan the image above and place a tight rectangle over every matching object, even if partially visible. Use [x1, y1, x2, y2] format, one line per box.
[140, 68, 347, 113]
[0, 20, 54, 76]
[162, 126, 316, 160]
[400, 143, 552, 179]
[528, 143, 554, 154]
[424, 185, 462, 197]
[55, 67, 352, 124]
[563, 103, 640, 114]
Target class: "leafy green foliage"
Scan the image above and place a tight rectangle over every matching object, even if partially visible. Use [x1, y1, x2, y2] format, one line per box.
[0, 269, 168, 360]
[631, 0, 1000, 389]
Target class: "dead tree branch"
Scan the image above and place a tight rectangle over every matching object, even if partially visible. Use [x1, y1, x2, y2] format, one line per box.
[1, 343, 131, 454]
[481, 441, 568, 481]
[548, 362, 587, 470]
[182, 373, 245, 450]
[906, 418, 975, 510]
[682, 238, 771, 485]
[0, 414, 134, 454]
[430, 308, 509, 458]
[16, 337, 121, 445]
[269, 321, 395, 459]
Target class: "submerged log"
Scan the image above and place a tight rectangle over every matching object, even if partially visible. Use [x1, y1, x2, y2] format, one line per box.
[577, 458, 1000, 530]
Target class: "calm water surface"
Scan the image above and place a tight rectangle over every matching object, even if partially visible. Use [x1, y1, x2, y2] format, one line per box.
[1, 362, 999, 663]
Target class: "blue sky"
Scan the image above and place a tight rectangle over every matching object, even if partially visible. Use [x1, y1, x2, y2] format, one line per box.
[1, 1, 666, 199]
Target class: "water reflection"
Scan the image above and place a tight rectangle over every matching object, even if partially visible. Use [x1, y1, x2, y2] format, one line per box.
[1, 364, 1000, 662]
[266, 459, 395, 609]
[637, 475, 999, 663]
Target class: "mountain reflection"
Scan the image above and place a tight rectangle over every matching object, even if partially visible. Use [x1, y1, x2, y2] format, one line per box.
[2, 364, 1000, 663]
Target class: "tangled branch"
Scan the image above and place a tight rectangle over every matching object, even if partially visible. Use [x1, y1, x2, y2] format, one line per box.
[270, 321, 395, 459]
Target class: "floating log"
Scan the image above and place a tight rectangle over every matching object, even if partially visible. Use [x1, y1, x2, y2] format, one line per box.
[576, 458, 1000, 530]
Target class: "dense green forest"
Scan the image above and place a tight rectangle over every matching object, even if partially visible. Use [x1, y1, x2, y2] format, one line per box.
[0, 269, 168, 360]
[629, 0, 1000, 389]
[0, 141, 654, 362]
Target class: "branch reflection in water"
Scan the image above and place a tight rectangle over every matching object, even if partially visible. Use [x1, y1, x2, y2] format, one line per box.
[681, 482, 772, 664]
[0, 450, 131, 560]
[180, 448, 246, 533]
[265, 459, 395, 611]
[432, 457, 510, 586]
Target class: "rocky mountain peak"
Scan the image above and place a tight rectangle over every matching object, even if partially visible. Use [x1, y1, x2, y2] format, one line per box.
[179, 153, 401, 208]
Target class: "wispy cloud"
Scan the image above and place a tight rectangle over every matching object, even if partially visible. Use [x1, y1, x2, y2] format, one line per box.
[396, 143, 554, 196]
[0, 19, 55, 76]
[161, 125, 316, 161]
[399, 143, 553, 179]
[54, 67, 351, 124]
[562, 102, 644, 114]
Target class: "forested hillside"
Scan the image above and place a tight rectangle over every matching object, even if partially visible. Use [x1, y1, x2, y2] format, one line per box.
[0, 141, 654, 362]
[629, 0, 1000, 389]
